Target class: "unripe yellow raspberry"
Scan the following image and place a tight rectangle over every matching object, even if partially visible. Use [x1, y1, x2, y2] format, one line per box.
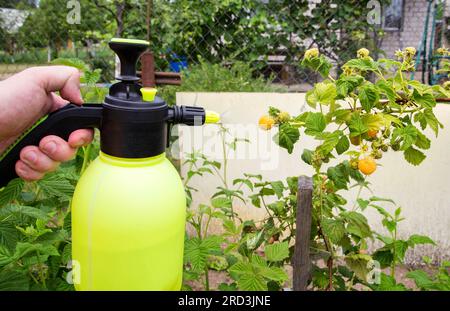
[357, 48, 370, 59]
[304, 48, 319, 60]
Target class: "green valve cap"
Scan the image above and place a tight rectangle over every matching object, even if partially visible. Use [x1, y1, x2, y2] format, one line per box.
[141, 87, 158, 102]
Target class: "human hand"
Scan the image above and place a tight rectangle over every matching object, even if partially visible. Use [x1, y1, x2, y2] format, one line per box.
[0, 66, 94, 181]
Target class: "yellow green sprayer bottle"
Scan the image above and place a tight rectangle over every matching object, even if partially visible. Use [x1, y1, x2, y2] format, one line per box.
[0, 38, 219, 290]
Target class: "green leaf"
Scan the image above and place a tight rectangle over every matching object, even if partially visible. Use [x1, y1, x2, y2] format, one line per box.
[373, 273, 407, 291]
[229, 261, 267, 291]
[341, 211, 372, 238]
[412, 90, 436, 109]
[406, 270, 434, 290]
[345, 253, 372, 281]
[0, 269, 29, 291]
[321, 218, 345, 244]
[0, 179, 24, 206]
[259, 265, 288, 282]
[270, 181, 284, 199]
[305, 112, 327, 135]
[327, 162, 350, 190]
[335, 135, 350, 155]
[274, 123, 300, 154]
[361, 114, 384, 131]
[317, 131, 342, 156]
[265, 241, 289, 262]
[414, 131, 431, 150]
[301, 55, 332, 78]
[37, 174, 75, 200]
[348, 114, 368, 137]
[407, 234, 435, 247]
[306, 82, 336, 108]
[301, 149, 313, 165]
[211, 197, 232, 209]
[336, 75, 364, 97]
[392, 125, 418, 151]
[404, 146, 426, 166]
[376, 80, 396, 103]
[0, 204, 49, 220]
[373, 249, 394, 268]
[184, 235, 222, 272]
[51, 58, 89, 71]
[344, 58, 379, 72]
[359, 83, 379, 112]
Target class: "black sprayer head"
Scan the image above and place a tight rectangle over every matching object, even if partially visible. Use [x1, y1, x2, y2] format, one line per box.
[0, 38, 219, 188]
[109, 38, 149, 82]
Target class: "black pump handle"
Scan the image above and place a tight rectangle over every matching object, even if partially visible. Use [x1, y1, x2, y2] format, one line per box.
[0, 104, 103, 188]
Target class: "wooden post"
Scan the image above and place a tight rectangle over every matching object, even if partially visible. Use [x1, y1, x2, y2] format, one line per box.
[140, 52, 182, 87]
[141, 51, 156, 87]
[293, 175, 313, 291]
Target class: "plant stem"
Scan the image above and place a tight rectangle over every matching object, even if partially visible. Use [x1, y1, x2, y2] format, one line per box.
[204, 267, 210, 291]
[391, 226, 398, 278]
[80, 144, 93, 175]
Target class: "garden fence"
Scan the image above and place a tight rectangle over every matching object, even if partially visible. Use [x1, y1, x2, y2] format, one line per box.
[0, 0, 388, 91]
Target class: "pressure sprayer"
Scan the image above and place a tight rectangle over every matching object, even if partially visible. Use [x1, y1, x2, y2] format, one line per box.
[0, 38, 220, 290]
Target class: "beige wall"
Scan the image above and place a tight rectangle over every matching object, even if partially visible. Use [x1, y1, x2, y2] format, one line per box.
[176, 92, 450, 263]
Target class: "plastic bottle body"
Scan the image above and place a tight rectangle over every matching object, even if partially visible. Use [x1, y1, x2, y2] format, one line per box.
[71, 152, 186, 290]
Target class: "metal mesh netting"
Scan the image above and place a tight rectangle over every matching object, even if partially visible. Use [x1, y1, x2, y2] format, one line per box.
[0, 1, 393, 91]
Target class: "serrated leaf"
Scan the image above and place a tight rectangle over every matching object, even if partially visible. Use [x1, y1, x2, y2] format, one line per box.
[345, 253, 372, 281]
[0, 179, 24, 206]
[376, 80, 396, 103]
[406, 270, 434, 290]
[274, 123, 300, 154]
[265, 241, 289, 262]
[404, 146, 426, 166]
[37, 174, 75, 200]
[348, 114, 368, 137]
[335, 135, 350, 155]
[301, 55, 332, 78]
[0, 204, 49, 220]
[414, 131, 431, 150]
[270, 181, 284, 199]
[321, 218, 345, 244]
[51, 58, 88, 71]
[408, 234, 435, 247]
[305, 112, 327, 135]
[336, 75, 364, 97]
[392, 125, 418, 151]
[341, 211, 372, 238]
[359, 83, 379, 112]
[317, 131, 341, 156]
[361, 114, 384, 131]
[211, 197, 232, 209]
[327, 162, 350, 190]
[344, 58, 379, 72]
[306, 82, 336, 108]
[0, 269, 29, 291]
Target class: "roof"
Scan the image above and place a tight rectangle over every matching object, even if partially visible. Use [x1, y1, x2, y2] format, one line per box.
[0, 8, 29, 34]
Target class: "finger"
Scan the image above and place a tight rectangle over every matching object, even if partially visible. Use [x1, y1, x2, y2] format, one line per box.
[15, 160, 45, 182]
[28, 66, 83, 104]
[68, 129, 94, 148]
[39, 135, 77, 162]
[49, 93, 69, 112]
[20, 145, 60, 173]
